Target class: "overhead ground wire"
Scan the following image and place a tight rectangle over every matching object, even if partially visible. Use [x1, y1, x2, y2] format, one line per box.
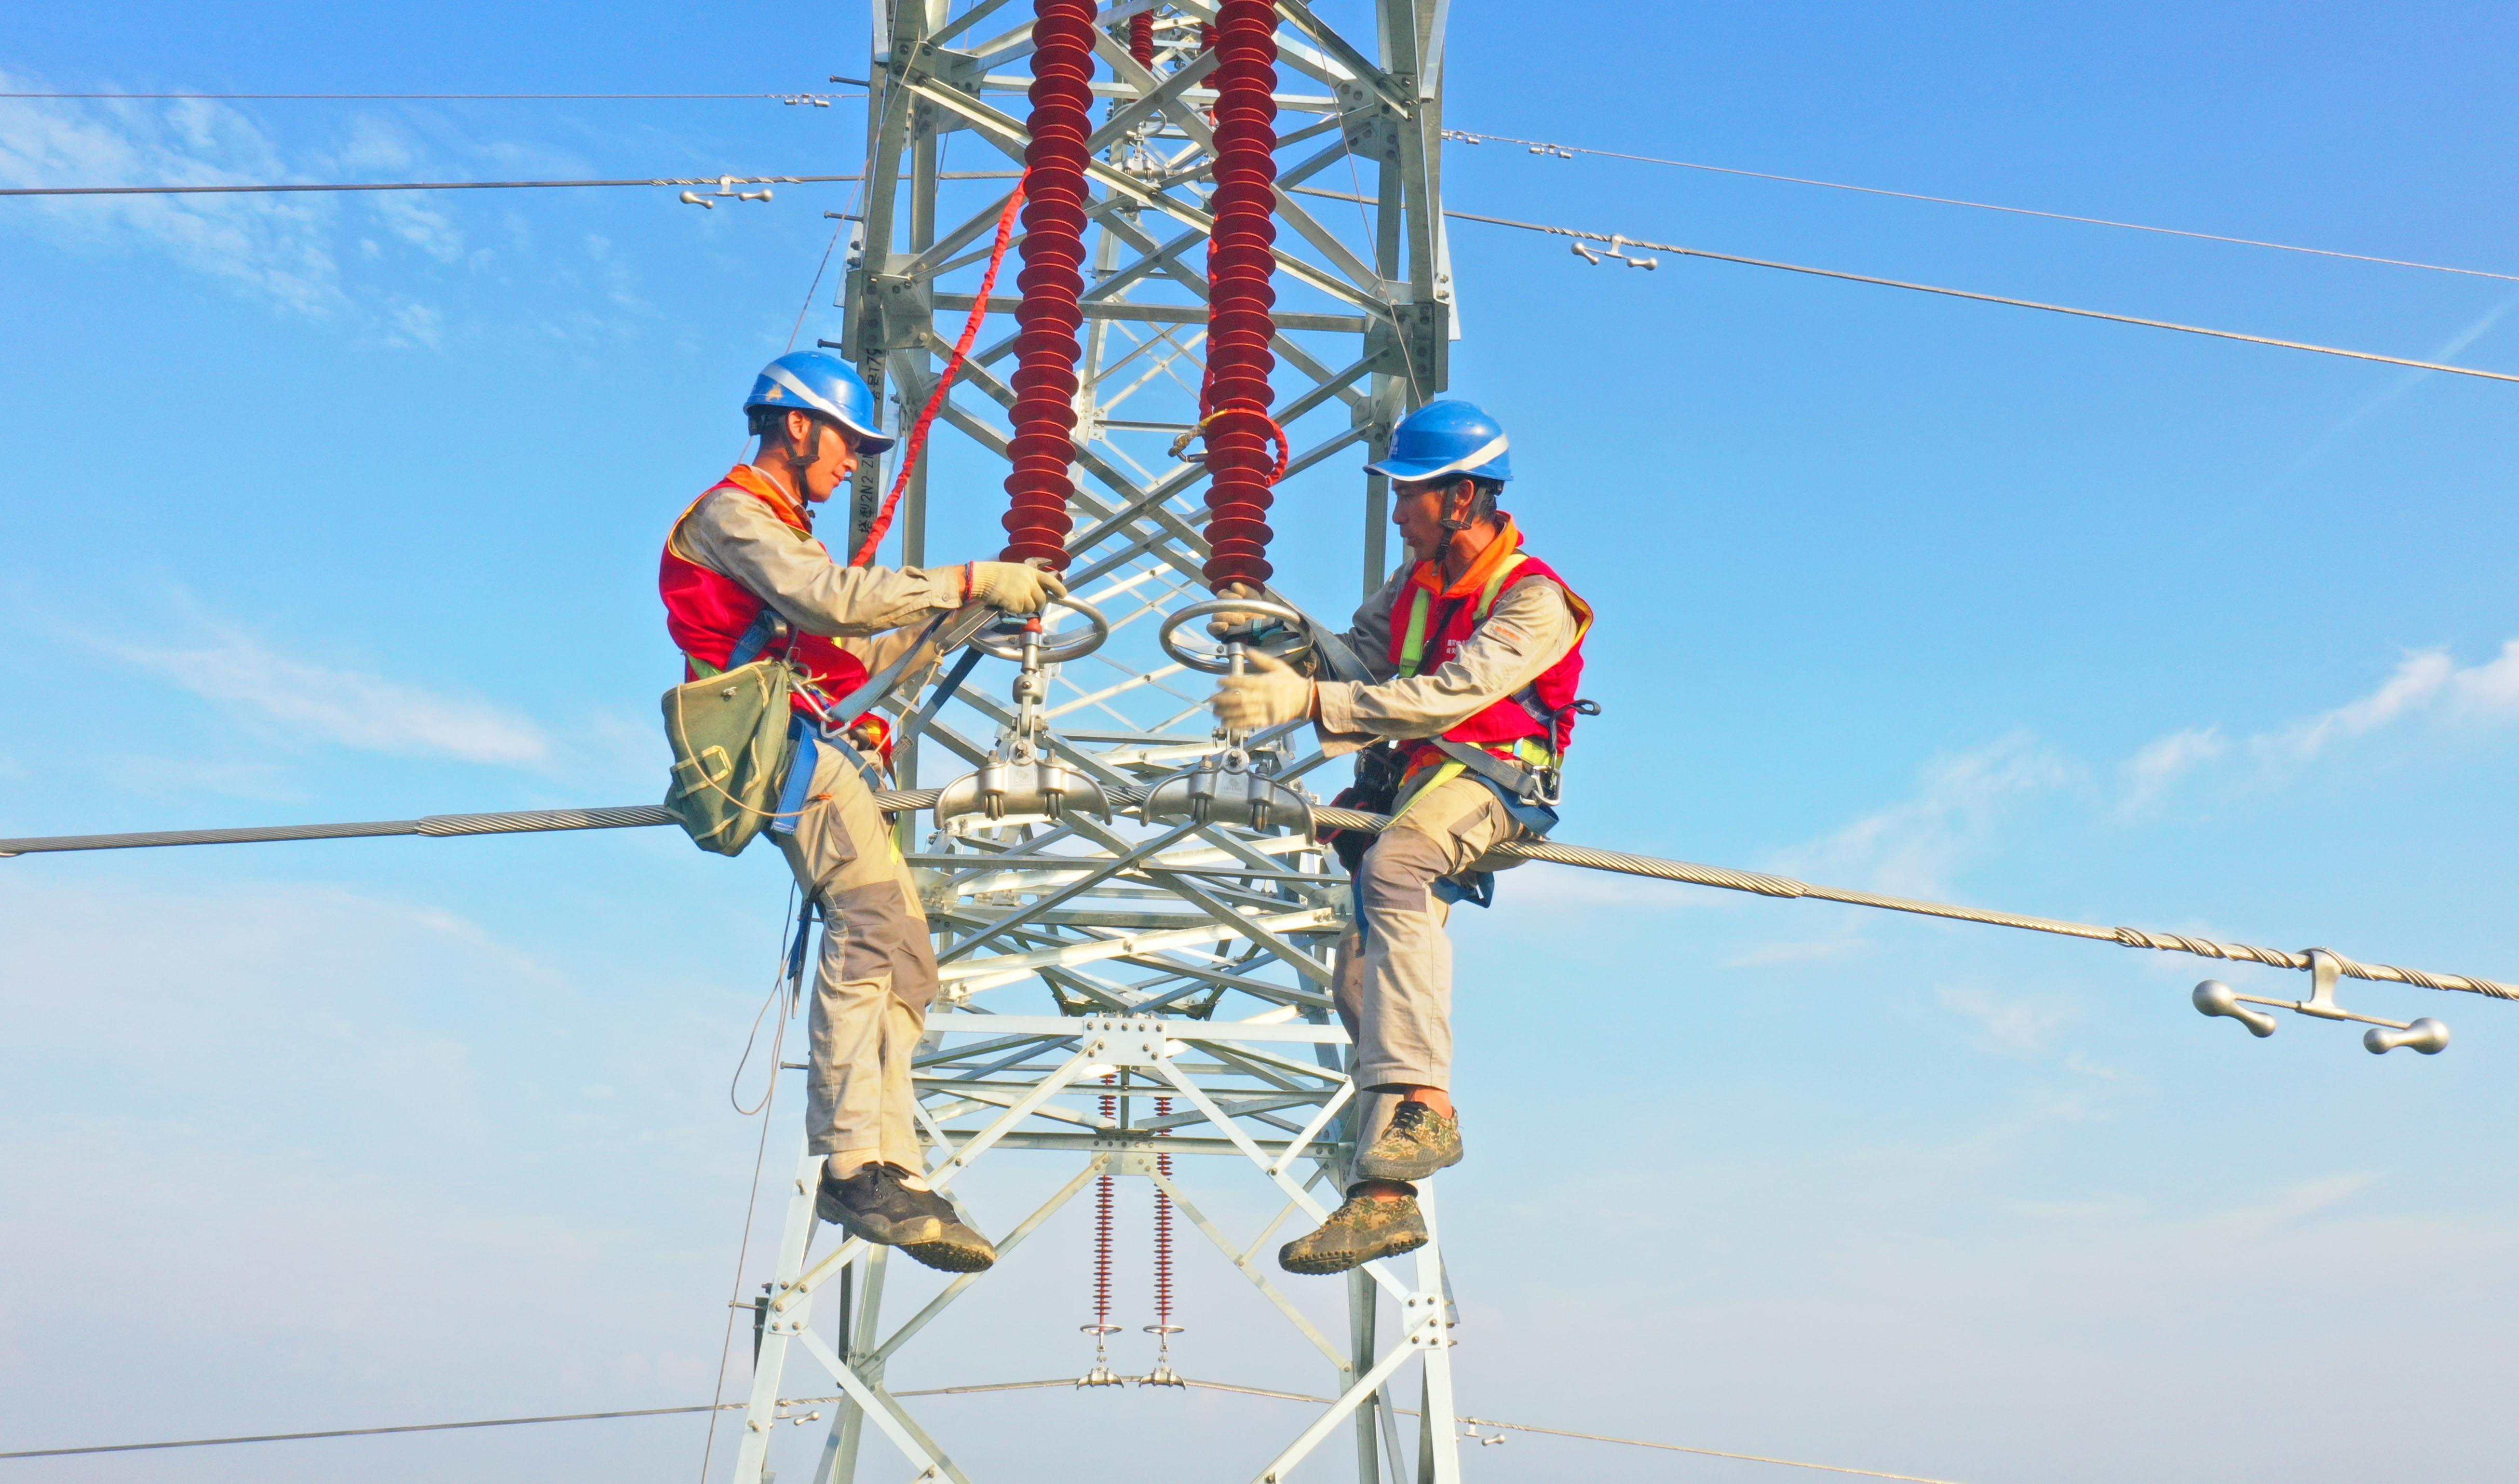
[0, 173, 859, 198]
[1283, 186, 2519, 386]
[1439, 128, 2519, 285]
[0, 91, 861, 101]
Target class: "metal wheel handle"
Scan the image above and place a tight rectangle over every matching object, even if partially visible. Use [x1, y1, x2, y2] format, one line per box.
[969, 595, 1111, 664]
[1157, 598, 1315, 676]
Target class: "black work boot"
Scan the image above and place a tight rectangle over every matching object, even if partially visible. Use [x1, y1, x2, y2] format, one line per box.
[817, 1161, 947, 1247]
[1278, 1191, 1428, 1275]
[880, 1165, 999, 1273]
[1351, 1100, 1463, 1183]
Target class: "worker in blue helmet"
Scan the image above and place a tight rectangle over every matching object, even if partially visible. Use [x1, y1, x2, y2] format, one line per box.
[1211, 398, 1597, 1275]
[662, 350, 1066, 1274]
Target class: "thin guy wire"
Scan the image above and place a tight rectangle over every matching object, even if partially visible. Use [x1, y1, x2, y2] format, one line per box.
[785, 173, 867, 352]
[1429, 199, 2519, 386]
[1438, 128, 2519, 285]
[1, 91, 864, 101]
[0, 174, 861, 198]
[0, 1382, 1071, 1460]
[696, 893, 807, 1484]
[1176, 1382, 1976, 1484]
[1456, 1415, 1975, 1484]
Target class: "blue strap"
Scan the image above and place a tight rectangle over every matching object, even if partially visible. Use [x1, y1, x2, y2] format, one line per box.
[726, 606, 785, 668]
[1427, 772, 1559, 910]
[768, 716, 820, 836]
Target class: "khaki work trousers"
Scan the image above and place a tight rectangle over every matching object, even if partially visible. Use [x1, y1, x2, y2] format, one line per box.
[1335, 773, 1521, 1137]
[773, 737, 941, 1165]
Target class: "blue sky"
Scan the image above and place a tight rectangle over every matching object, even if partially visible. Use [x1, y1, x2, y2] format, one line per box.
[4, 1, 2518, 1481]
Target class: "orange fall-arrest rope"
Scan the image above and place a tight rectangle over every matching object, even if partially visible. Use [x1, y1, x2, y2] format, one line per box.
[850, 184, 1027, 567]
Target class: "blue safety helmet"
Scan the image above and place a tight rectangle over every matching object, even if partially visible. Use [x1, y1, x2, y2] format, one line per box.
[1363, 399, 1511, 485]
[744, 350, 896, 454]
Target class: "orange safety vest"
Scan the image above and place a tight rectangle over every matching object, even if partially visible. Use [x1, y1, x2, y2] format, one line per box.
[1383, 516, 1594, 777]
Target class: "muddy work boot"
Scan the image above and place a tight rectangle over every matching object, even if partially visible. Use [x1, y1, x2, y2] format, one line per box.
[885, 1168, 999, 1273]
[816, 1162, 947, 1248]
[1351, 1100, 1463, 1183]
[1278, 1191, 1428, 1275]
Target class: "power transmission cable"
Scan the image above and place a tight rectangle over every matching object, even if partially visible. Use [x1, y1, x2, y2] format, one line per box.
[4, 797, 2508, 998]
[0, 173, 860, 198]
[0, 1380, 1977, 1482]
[1, 91, 861, 102]
[1284, 186, 2519, 387]
[1439, 128, 2519, 285]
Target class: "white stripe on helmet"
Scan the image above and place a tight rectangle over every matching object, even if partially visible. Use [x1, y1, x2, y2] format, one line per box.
[761, 363, 888, 445]
[763, 363, 848, 421]
[1410, 431, 1510, 481]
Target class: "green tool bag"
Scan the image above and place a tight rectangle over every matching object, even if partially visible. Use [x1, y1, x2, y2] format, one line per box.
[661, 659, 799, 857]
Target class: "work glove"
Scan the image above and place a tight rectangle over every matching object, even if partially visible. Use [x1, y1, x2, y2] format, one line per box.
[1211, 652, 1316, 731]
[1205, 581, 1284, 643]
[966, 559, 1068, 615]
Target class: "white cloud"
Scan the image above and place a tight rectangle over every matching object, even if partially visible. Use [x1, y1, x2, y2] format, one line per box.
[387, 298, 447, 348]
[0, 80, 349, 315]
[2118, 725, 2227, 810]
[1775, 731, 2081, 898]
[2123, 638, 2519, 804]
[102, 611, 548, 764]
[1938, 985, 2075, 1056]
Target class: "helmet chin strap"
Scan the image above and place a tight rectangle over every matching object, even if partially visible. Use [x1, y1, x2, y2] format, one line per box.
[761, 416, 825, 515]
[1436, 477, 1476, 534]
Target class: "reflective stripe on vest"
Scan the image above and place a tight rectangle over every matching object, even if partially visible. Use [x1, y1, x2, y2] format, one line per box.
[1397, 553, 1529, 678]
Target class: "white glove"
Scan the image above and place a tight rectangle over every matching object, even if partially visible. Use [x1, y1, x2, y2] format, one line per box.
[1211, 652, 1315, 731]
[966, 560, 1068, 615]
[1205, 581, 1278, 642]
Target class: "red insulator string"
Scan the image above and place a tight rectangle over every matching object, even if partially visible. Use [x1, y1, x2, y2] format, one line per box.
[849, 184, 1026, 568]
[1151, 1095, 1177, 1342]
[1197, 0, 1279, 591]
[1001, 0, 1097, 572]
[1085, 1074, 1119, 1344]
[1128, 10, 1155, 68]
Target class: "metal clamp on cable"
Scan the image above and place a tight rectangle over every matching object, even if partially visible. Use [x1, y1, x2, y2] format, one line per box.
[2192, 949, 2451, 1055]
[1142, 598, 1315, 832]
[932, 598, 1114, 829]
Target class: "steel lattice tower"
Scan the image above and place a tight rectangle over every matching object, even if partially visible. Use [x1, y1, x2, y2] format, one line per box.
[731, 2, 1458, 1480]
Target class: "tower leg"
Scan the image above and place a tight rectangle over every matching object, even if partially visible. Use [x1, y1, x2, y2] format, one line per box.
[816, 1247, 889, 1484]
[733, 1138, 826, 1484]
[1411, 1189, 1461, 1484]
[1348, 1270, 1381, 1484]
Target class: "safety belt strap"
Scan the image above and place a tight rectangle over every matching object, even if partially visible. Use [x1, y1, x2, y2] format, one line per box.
[726, 605, 786, 668]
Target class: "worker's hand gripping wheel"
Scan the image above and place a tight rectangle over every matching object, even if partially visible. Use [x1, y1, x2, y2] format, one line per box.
[933, 596, 1115, 830]
[1143, 597, 1316, 833]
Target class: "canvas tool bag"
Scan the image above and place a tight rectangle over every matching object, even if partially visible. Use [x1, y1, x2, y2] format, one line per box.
[661, 659, 799, 857]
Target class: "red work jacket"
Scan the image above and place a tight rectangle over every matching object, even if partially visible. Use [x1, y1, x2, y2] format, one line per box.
[658, 465, 869, 718]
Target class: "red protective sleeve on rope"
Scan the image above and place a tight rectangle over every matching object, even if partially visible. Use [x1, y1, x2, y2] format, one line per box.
[1198, 0, 1280, 591]
[850, 185, 1026, 567]
[999, 0, 1097, 573]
